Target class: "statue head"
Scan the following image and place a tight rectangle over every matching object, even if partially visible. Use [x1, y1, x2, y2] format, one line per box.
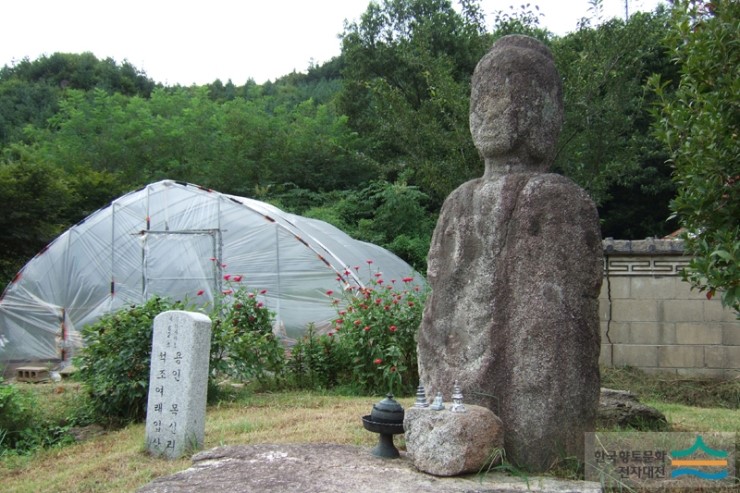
[469, 35, 563, 175]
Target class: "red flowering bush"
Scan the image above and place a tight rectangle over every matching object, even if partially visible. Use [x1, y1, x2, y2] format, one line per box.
[329, 265, 427, 395]
[206, 276, 284, 385]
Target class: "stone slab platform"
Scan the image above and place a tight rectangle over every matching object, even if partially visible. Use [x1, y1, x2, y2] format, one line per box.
[137, 443, 602, 493]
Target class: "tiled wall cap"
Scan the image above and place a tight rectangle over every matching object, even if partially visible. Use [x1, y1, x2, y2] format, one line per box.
[602, 238, 685, 256]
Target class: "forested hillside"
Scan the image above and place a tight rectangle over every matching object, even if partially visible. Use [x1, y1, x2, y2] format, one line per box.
[0, 0, 679, 287]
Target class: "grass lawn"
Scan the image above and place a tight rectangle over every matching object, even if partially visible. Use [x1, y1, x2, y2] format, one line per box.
[1, 389, 413, 493]
[649, 401, 739, 433]
[1, 369, 738, 493]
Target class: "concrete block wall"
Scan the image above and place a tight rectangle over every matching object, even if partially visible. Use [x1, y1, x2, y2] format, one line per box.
[598, 239, 739, 379]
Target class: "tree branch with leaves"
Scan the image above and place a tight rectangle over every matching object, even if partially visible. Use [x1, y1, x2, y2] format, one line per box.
[649, 0, 739, 314]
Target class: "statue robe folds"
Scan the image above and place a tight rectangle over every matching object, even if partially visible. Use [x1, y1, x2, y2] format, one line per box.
[418, 171, 602, 471]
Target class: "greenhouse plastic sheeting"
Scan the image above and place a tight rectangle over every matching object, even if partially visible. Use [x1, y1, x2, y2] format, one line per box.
[0, 180, 426, 362]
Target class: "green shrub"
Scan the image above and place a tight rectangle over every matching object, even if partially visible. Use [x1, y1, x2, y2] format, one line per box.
[74, 296, 185, 424]
[0, 379, 77, 455]
[75, 279, 284, 424]
[287, 324, 342, 390]
[0, 378, 35, 452]
[208, 283, 285, 385]
[328, 265, 427, 396]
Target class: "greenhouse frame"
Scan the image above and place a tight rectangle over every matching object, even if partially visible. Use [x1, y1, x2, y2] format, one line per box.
[0, 180, 425, 362]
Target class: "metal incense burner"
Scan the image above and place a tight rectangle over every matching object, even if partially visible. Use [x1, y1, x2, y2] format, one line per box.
[361, 393, 405, 458]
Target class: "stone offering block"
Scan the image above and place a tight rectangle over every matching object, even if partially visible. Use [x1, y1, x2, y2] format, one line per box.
[145, 311, 211, 459]
[404, 404, 504, 476]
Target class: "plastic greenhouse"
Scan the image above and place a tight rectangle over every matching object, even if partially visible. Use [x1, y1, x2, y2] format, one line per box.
[0, 180, 425, 362]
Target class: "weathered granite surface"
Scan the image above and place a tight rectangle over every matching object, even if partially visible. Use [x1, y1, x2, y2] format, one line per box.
[404, 404, 504, 476]
[418, 35, 603, 472]
[137, 443, 603, 493]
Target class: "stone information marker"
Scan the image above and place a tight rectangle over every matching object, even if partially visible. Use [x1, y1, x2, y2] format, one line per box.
[145, 311, 211, 459]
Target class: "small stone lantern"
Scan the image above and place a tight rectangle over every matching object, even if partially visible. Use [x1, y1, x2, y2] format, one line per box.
[361, 394, 405, 458]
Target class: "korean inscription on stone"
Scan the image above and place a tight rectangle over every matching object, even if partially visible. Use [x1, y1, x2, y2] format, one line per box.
[145, 310, 211, 459]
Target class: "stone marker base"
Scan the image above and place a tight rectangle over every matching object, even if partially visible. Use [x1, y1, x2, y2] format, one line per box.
[404, 404, 504, 476]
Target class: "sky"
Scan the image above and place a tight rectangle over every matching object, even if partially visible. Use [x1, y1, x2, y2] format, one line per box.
[1, 0, 664, 86]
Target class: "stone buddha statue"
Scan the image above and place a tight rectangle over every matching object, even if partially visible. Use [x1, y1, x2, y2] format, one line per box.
[417, 35, 603, 472]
